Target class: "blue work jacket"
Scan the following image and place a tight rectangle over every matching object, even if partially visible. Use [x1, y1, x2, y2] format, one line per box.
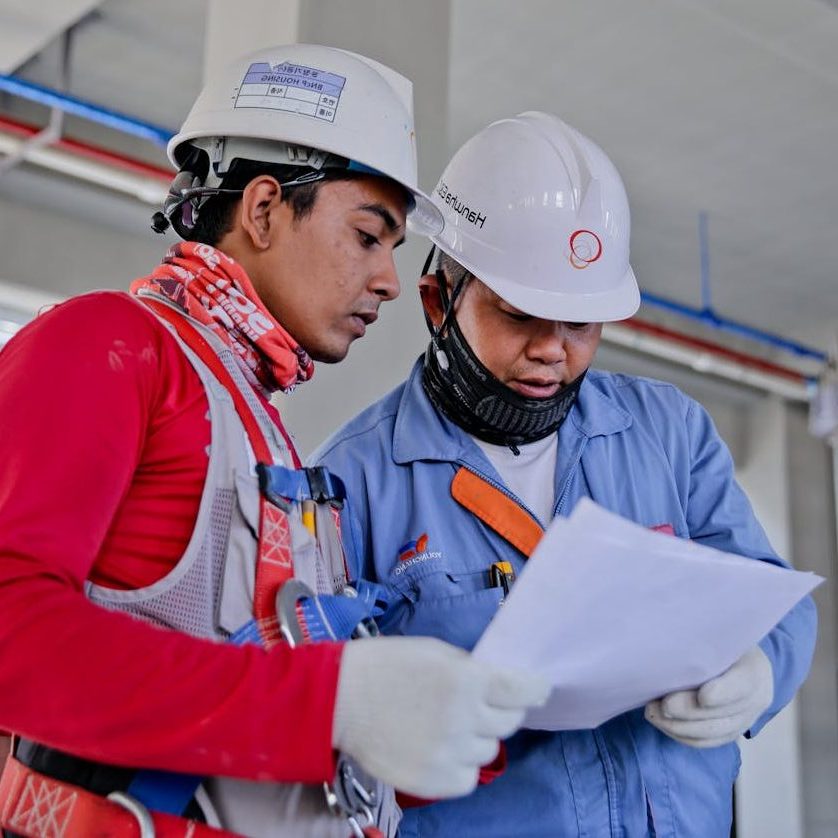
[313, 360, 817, 838]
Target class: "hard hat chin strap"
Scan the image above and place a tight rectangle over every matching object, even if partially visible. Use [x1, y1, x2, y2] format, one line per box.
[420, 245, 469, 370]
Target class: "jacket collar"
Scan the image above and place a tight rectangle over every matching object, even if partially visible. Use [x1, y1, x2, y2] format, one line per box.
[392, 360, 632, 466]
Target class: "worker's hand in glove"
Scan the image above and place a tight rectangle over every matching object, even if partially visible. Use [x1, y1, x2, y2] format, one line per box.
[644, 646, 774, 748]
[332, 636, 550, 799]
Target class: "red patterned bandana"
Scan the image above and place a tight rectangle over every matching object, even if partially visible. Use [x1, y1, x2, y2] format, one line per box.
[130, 242, 314, 394]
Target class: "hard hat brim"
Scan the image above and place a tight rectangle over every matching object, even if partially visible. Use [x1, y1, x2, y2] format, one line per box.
[478, 263, 641, 323]
[406, 190, 444, 236]
[433, 233, 641, 323]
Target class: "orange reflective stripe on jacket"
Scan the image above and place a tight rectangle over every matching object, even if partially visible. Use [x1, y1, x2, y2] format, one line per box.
[450, 467, 544, 558]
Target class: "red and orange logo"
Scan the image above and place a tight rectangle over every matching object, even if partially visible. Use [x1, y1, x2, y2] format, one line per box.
[398, 533, 429, 562]
[568, 229, 603, 270]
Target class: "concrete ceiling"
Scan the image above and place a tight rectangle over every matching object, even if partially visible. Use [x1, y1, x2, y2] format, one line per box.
[1, 0, 836, 363]
[449, 0, 838, 354]
[0, 0, 101, 73]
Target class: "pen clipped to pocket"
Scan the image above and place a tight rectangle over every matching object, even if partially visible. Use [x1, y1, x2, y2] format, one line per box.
[488, 561, 516, 602]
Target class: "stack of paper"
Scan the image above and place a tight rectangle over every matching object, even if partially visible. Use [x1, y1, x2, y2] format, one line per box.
[473, 498, 821, 730]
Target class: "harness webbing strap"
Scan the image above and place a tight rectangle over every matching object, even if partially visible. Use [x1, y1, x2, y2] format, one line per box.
[0, 757, 242, 838]
[141, 295, 294, 648]
[142, 296, 276, 463]
[450, 467, 544, 557]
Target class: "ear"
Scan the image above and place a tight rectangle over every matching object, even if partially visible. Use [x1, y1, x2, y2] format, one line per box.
[418, 273, 447, 330]
[239, 176, 282, 251]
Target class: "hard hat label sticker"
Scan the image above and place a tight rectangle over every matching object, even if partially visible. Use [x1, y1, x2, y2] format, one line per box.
[235, 62, 346, 122]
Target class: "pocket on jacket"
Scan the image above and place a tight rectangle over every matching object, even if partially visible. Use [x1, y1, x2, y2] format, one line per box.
[386, 564, 504, 651]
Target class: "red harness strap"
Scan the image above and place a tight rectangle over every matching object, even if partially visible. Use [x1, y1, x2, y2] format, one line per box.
[142, 296, 295, 647]
[0, 757, 240, 838]
[450, 467, 544, 557]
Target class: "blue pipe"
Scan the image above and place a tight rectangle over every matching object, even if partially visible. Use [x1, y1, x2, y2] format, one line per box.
[640, 291, 828, 363]
[0, 74, 174, 147]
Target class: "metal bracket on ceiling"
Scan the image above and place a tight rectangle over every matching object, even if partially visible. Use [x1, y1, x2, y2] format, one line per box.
[0, 26, 74, 178]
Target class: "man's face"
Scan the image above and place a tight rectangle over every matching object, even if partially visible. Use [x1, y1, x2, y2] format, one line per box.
[442, 279, 602, 396]
[253, 176, 407, 363]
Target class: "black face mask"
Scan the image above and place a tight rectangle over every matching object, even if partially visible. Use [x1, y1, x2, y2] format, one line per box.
[421, 268, 585, 450]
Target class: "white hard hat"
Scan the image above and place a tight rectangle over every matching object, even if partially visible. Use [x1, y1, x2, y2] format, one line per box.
[168, 43, 442, 235]
[431, 111, 639, 322]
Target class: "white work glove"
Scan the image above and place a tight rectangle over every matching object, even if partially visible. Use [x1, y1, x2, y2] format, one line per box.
[644, 646, 774, 748]
[332, 636, 550, 799]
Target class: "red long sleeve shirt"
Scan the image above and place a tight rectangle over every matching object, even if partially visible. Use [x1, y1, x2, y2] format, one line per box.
[0, 291, 342, 783]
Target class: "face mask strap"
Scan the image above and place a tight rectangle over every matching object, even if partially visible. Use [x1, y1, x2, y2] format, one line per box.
[434, 269, 468, 335]
[420, 246, 472, 379]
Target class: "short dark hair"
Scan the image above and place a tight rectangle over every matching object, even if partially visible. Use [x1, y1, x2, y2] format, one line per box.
[436, 249, 471, 288]
[186, 159, 360, 245]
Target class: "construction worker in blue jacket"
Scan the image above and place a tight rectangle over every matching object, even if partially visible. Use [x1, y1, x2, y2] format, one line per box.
[312, 112, 817, 837]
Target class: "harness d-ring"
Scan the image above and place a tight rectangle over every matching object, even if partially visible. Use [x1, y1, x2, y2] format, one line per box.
[107, 790, 156, 837]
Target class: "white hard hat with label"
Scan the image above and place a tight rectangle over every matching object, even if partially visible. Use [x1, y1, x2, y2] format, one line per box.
[431, 111, 639, 322]
[168, 43, 442, 235]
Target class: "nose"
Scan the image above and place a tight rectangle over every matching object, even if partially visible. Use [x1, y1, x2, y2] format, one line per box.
[526, 320, 568, 365]
[371, 250, 401, 302]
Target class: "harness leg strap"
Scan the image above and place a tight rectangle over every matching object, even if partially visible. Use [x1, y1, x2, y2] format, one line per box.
[0, 756, 241, 838]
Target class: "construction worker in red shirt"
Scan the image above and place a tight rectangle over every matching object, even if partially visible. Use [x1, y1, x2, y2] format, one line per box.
[0, 44, 548, 838]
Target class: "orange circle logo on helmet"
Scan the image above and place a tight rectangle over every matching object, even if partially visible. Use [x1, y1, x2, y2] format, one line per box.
[568, 230, 603, 270]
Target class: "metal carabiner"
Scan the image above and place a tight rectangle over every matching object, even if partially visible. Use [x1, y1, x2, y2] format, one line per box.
[276, 578, 329, 646]
[278, 582, 382, 835]
[346, 814, 367, 838]
[107, 791, 156, 837]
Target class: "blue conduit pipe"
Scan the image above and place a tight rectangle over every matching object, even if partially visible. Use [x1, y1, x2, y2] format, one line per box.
[639, 291, 828, 363]
[0, 74, 173, 146]
[639, 210, 828, 364]
[698, 210, 712, 311]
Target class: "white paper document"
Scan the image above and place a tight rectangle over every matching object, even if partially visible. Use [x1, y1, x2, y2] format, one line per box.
[473, 498, 822, 731]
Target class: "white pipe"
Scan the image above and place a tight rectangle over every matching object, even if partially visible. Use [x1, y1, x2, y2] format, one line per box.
[0, 106, 64, 176]
[603, 322, 811, 402]
[0, 280, 62, 347]
[0, 279, 61, 314]
[0, 130, 168, 204]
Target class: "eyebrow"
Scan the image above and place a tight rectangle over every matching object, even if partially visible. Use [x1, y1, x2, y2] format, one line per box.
[358, 203, 406, 247]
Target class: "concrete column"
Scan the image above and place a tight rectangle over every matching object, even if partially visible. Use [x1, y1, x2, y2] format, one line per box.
[735, 396, 804, 838]
[204, 0, 301, 78]
[787, 407, 838, 837]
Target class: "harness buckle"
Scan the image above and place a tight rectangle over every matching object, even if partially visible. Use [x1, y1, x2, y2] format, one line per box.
[256, 463, 346, 509]
[305, 466, 346, 508]
[106, 791, 156, 837]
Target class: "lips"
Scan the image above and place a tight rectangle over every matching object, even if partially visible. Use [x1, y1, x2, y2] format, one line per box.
[511, 378, 561, 398]
[355, 310, 378, 326]
[348, 310, 378, 338]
